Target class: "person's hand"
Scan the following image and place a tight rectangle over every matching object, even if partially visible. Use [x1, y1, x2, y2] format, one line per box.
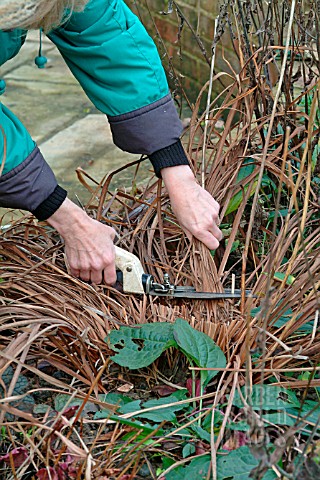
[162, 165, 223, 250]
[47, 198, 116, 284]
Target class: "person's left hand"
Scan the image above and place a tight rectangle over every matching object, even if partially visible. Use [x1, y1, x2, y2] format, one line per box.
[46, 198, 117, 285]
[162, 165, 223, 250]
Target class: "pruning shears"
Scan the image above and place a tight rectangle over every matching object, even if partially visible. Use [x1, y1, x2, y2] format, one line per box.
[115, 246, 251, 300]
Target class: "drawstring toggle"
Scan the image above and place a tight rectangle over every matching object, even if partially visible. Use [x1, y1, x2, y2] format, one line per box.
[35, 28, 47, 69]
[0, 79, 6, 95]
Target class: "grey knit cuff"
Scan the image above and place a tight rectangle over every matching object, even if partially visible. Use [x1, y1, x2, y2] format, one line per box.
[32, 185, 67, 221]
[149, 140, 190, 178]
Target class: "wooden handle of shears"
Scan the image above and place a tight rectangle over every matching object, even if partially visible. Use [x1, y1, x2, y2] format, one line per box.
[114, 246, 145, 294]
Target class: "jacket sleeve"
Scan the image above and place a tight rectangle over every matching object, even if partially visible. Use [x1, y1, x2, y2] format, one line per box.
[48, 0, 189, 176]
[0, 103, 67, 219]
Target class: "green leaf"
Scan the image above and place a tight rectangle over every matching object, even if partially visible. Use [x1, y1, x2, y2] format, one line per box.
[313, 176, 320, 185]
[34, 404, 52, 415]
[165, 447, 276, 479]
[262, 412, 295, 426]
[232, 385, 298, 411]
[268, 208, 292, 221]
[251, 304, 313, 333]
[0, 366, 28, 396]
[136, 390, 188, 423]
[12, 394, 35, 413]
[281, 388, 301, 408]
[108, 415, 158, 434]
[202, 410, 224, 430]
[225, 159, 256, 216]
[273, 272, 295, 285]
[161, 456, 176, 472]
[272, 307, 293, 328]
[312, 143, 320, 171]
[54, 394, 98, 416]
[0, 366, 34, 417]
[217, 446, 277, 479]
[164, 455, 211, 480]
[288, 400, 320, 430]
[298, 371, 311, 382]
[98, 392, 133, 406]
[94, 393, 136, 419]
[252, 304, 292, 328]
[182, 443, 196, 458]
[189, 423, 211, 443]
[173, 319, 226, 387]
[96, 390, 189, 423]
[119, 399, 142, 415]
[228, 421, 250, 432]
[262, 173, 277, 191]
[106, 322, 176, 369]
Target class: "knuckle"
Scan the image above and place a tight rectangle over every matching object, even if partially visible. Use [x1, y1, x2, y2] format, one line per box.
[206, 220, 215, 229]
[91, 259, 103, 271]
[192, 227, 203, 238]
[107, 226, 116, 239]
[103, 253, 115, 267]
[81, 260, 90, 271]
[69, 260, 80, 271]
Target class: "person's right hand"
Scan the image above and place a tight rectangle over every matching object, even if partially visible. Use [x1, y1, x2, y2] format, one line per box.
[162, 165, 223, 250]
[47, 198, 116, 285]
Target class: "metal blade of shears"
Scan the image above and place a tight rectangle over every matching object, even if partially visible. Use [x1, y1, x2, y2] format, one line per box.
[147, 286, 253, 299]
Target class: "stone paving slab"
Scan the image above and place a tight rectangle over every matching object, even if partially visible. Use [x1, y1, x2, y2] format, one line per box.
[2, 48, 95, 143]
[2, 87, 94, 145]
[40, 114, 142, 199]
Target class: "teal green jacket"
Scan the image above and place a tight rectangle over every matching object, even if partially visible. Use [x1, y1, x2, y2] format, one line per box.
[0, 0, 188, 220]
